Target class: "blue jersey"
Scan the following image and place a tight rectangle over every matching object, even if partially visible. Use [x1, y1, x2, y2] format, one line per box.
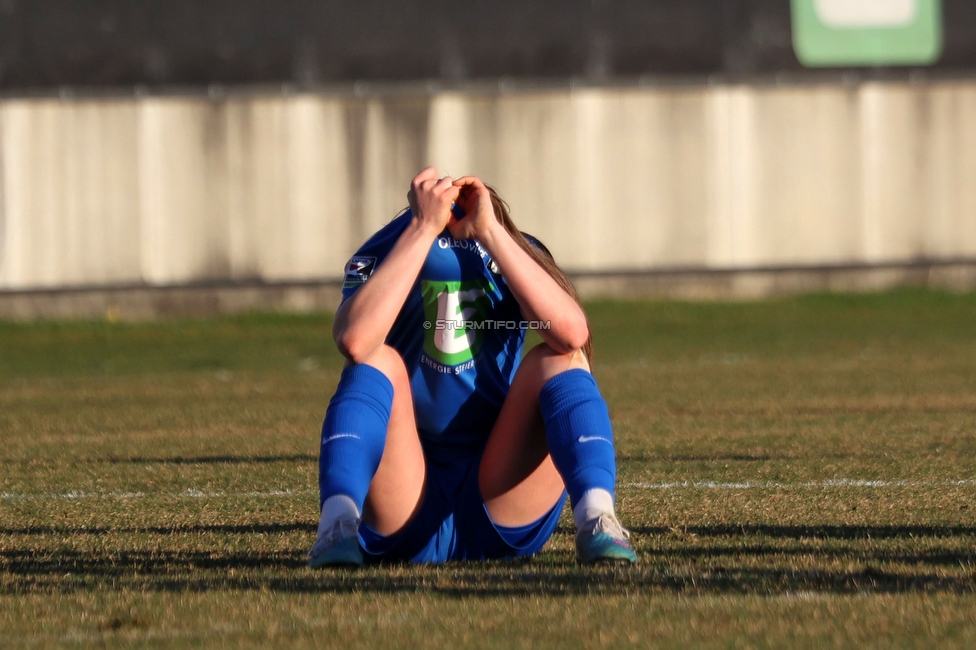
[340, 211, 526, 451]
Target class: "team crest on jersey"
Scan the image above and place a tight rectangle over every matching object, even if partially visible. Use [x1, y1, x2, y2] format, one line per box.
[342, 256, 377, 288]
[420, 278, 495, 369]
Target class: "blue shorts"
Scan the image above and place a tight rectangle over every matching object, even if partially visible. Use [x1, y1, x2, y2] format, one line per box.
[358, 444, 567, 564]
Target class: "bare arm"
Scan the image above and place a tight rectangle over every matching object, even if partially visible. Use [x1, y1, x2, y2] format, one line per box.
[450, 177, 589, 354]
[333, 168, 459, 363]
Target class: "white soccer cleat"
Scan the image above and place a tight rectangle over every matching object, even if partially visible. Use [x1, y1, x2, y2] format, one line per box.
[307, 516, 363, 569]
[575, 512, 638, 565]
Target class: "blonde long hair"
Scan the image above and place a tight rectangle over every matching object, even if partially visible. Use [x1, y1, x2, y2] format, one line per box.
[485, 186, 594, 363]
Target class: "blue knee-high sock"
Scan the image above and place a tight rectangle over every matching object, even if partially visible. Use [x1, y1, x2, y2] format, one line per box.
[318, 364, 393, 512]
[539, 369, 617, 509]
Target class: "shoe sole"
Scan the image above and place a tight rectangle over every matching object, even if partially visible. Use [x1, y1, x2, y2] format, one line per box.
[578, 556, 638, 566]
[307, 550, 364, 570]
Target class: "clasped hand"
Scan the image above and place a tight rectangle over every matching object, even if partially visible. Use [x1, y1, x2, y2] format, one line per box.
[407, 167, 497, 243]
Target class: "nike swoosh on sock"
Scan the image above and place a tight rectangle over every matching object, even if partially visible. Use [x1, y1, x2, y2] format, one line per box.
[322, 433, 361, 445]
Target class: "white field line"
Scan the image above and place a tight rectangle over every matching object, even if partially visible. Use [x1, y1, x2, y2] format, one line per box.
[623, 478, 976, 490]
[3, 479, 976, 502]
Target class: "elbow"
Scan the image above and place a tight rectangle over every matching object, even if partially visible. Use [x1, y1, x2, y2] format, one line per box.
[334, 327, 376, 365]
[564, 322, 590, 353]
[549, 315, 589, 354]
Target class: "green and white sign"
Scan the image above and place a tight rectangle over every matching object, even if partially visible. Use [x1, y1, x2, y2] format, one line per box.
[791, 0, 943, 67]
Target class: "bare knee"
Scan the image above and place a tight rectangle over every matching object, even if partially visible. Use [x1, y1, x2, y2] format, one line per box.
[521, 342, 591, 382]
[351, 344, 410, 388]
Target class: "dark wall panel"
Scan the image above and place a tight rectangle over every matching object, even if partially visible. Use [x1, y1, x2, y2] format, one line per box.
[0, 0, 974, 91]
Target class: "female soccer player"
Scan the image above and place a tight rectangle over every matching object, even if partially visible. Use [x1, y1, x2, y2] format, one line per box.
[308, 168, 638, 566]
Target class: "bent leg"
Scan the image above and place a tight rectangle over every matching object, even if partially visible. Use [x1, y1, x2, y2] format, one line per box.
[479, 345, 590, 527]
[534, 352, 638, 563]
[359, 345, 426, 536]
[318, 344, 425, 537]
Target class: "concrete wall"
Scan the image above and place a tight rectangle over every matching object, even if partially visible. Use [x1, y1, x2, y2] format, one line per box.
[2, 81, 975, 294]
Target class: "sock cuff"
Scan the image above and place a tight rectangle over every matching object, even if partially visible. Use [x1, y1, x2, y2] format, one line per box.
[334, 363, 395, 416]
[539, 368, 599, 417]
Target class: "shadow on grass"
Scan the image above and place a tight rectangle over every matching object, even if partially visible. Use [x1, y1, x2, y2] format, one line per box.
[2, 523, 975, 597]
[1, 548, 973, 597]
[0, 522, 313, 536]
[640, 542, 976, 561]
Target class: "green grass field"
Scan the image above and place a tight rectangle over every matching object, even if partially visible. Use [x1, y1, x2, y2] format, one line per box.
[2, 289, 975, 648]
